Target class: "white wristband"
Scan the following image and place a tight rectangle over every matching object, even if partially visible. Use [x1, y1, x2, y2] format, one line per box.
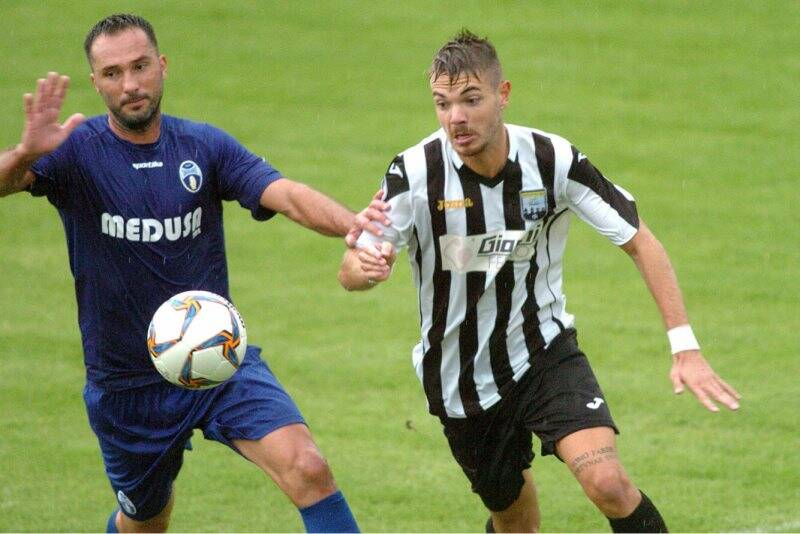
[667, 325, 700, 354]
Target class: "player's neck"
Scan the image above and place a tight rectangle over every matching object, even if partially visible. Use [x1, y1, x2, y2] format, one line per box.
[461, 125, 509, 178]
[107, 112, 162, 145]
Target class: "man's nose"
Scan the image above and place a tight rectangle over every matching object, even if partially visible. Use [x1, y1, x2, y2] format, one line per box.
[122, 71, 139, 94]
[449, 104, 467, 125]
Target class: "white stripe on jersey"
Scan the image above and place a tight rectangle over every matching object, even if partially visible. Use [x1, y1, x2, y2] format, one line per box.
[358, 124, 639, 418]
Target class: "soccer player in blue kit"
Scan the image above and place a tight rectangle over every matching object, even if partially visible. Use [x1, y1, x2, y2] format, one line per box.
[0, 14, 371, 533]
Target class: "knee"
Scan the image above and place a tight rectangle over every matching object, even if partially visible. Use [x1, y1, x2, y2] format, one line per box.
[286, 446, 336, 494]
[580, 467, 636, 514]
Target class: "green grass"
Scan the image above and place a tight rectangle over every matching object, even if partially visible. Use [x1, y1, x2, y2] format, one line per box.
[1, 0, 798, 531]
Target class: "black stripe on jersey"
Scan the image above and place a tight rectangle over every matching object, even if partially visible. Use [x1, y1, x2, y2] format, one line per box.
[543, 209, 569, 332]
[411, 226, 424, 332]
[567, 145, 639, 228]
[531, 132, 557, 217]
[383, 155, 410, 202]
[423, 140, 448, 417]
[490, 157, 523, 396]
[457, 176, 486, 417]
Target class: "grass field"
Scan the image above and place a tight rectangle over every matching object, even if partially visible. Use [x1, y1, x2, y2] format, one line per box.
[1, 1, 798, 531]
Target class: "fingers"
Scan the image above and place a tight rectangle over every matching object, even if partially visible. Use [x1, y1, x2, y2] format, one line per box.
[63, 112, 86, 134]
[361, 205, 391, 226]
[669, 368, 684, 395]
[358, 246, 388, 265]
[380, 241, 395, 257]
[717, 376, 742, 401]
[671, 354, 741, 412]
[34, 78, 46, 114]
[23, 93, 34, 117]
[372, 189, 384, 200]
[30, 72, 66, 117]
[53, 74, 70, 102]
[344, 228, 361, 248]
[686, 383, 720, 413]
[679, 372, 740, 412]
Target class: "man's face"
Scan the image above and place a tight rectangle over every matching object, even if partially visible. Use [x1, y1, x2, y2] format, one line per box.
[89, 28, 167, 132]
[430, 71, 510, 159]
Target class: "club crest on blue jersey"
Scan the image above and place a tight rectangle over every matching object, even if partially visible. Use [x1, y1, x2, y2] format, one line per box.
[520, 189, 547, 222]
[179, 160, 203, 193]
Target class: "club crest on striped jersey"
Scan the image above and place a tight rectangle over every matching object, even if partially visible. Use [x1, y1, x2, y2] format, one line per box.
[179, 160, 203, 193]
[520, 189, 547, 222]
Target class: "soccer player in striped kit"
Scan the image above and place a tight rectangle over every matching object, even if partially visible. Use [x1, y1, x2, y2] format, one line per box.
[340, 30, 741, 532]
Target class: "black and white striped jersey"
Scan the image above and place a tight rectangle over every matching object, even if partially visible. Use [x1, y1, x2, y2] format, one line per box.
[357, 124, 639, 418]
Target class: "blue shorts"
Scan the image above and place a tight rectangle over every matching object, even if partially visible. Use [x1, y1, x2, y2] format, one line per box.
[84, 346, 305, 521]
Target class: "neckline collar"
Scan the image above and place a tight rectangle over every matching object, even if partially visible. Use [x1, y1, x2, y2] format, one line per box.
[448, 125, 519, 188]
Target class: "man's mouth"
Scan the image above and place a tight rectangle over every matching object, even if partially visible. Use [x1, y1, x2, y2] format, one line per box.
[124, 96, 147, 107]
[453, 131, 475, 146]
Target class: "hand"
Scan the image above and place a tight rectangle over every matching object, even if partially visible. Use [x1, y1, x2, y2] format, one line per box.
[19, 72, 85, 159]
[345, 189, 391, 248]
[357, 241, 396, 283]
[670, 350, 741, 412]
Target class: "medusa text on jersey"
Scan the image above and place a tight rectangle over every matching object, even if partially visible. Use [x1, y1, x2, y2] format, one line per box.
[101, 207, 202, 242]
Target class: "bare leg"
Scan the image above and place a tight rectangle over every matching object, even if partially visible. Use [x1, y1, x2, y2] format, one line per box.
[490, 469, 541, 533]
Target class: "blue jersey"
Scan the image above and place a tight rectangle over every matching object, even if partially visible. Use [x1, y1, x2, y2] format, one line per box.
[30, 115, 281, 390]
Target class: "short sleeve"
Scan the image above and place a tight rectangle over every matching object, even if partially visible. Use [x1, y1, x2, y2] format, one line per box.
[29, 135, 79, 210]
[212, 127, 283, 221]
[562, 145, 639, 245]
[356, 155, 414, 251]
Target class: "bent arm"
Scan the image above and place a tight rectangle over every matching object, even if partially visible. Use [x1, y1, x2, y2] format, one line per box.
[2, 73, 85, 198]
[260, 178, 354, 237]
[0, 147, 37, 197]
[621, 218, 741, 411]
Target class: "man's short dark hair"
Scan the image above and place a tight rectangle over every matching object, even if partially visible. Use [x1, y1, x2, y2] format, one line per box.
[428, 29, 503, 86]
[84, 13, 159, 63]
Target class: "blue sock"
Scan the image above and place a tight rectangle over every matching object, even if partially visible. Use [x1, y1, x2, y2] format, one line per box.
[299, 490, 359, 533]
[106, 509, 119, 533]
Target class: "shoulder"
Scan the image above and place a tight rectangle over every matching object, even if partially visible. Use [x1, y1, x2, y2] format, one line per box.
[509, 123, 575, 177]
[67, 115, 107, 146]
[162, 115, 225, 140]
[395, 128, 447, 174]
[508, 123, 572, 152]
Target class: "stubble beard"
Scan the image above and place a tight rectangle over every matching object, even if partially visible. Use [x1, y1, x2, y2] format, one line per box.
[110, 92, 163, 133]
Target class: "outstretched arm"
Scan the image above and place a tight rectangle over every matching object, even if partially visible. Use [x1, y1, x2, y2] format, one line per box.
[0, 72, 84, 197]
[259, 178, 355, 237]
[621, 219, 741, 412]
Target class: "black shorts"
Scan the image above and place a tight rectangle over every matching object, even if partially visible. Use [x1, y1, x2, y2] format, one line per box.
[439, 329, 618, 512]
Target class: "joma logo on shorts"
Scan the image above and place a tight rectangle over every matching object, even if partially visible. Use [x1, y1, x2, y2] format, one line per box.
[101, 207, 202, 242]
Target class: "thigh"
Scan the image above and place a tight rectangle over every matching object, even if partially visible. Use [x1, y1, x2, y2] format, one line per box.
[440, 406, 534, 512]
[556, 426, 621, 479]
[84, 381, 194, 521]
[201, 345, 305, 448]
[524, 333, 618, 458]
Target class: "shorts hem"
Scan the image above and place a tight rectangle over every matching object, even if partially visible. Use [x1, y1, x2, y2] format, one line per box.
[209, 415, 307, 450]
[541, 422, 620, 459]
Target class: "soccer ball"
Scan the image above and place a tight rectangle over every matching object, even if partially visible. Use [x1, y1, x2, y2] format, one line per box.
[147, 290, 247, 389]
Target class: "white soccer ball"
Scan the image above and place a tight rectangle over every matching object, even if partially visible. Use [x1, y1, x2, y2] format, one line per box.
[147, 290, 247, 389]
